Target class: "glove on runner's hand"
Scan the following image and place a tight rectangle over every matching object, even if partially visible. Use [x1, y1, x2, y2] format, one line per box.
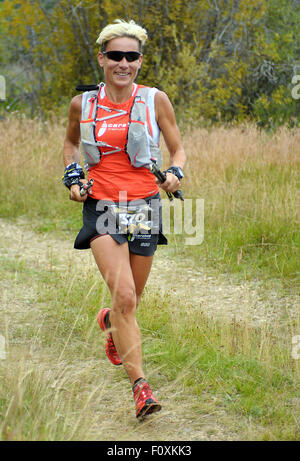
[62, 162, 85, 189]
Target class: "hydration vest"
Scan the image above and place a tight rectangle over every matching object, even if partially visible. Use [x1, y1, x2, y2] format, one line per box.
[80, 83, 162, 170]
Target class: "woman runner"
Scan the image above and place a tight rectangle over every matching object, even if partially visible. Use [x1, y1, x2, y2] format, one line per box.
[62, 19, 186, 418]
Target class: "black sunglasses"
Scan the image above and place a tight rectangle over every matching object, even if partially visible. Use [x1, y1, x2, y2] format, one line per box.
[102, 50, 142, 62]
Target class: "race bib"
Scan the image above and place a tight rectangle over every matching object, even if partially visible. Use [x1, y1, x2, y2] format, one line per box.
[110, 203, 153, 240]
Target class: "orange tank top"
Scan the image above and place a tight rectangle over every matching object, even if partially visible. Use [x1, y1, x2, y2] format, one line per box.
[87, 84, 159, 202]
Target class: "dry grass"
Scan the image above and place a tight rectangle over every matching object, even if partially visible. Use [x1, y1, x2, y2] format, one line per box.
[162, 124, 299, 284]
[0, 118, 299, 440]
[1, 117, 299, 282]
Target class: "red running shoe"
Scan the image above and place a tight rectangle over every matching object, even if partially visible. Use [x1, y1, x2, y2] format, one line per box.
[97, 308, 122, 366]
[133, 379, 162, 418]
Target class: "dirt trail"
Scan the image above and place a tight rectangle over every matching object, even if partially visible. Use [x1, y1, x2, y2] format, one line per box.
[0, 218, 298, 441]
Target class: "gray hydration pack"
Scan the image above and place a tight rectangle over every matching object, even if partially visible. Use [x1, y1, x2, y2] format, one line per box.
[80, 83, 162, 170]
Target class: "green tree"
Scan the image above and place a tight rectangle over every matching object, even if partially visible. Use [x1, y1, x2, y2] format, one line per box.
[1, 0, 299, 126]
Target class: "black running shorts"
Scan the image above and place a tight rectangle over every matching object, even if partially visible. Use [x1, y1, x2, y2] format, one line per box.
[74, 193, 167, 256]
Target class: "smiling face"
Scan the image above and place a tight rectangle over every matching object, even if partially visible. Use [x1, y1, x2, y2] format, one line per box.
[97, 36, 143, 90]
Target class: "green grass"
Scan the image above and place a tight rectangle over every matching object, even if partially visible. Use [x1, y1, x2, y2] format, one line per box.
[178, 159, 299, 286]
[0, 119, 299, 286]
[137, 290, 300, 440]
[0, 119, 299, 440]
[0, 251, 299, 440]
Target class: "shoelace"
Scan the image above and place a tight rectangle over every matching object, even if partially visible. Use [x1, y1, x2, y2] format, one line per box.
[134, 381, 153, 402]
[106, 333, 118, 356]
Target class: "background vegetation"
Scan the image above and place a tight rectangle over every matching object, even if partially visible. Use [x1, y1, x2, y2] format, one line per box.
[0, 0, 299, 442]
[0, 118, 299, 287]
[1, 0, 300, 127]
[0, 120, 299, 439]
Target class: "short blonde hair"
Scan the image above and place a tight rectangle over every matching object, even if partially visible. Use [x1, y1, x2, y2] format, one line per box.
[96, 19, 148, 51]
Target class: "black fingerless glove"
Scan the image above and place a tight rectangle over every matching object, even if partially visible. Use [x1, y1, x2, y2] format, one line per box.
[164, 166, 184, 181]
[62, 163, 85, 189]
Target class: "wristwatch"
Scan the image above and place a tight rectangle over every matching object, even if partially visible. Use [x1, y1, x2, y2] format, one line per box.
[166, 166, 184, 181]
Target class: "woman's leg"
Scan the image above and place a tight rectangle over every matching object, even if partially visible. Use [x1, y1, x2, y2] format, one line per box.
[91, 235, 153, 385]
[129, 252, 154, 307]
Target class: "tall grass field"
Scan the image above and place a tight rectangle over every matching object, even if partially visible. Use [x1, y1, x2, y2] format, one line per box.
[0, 117, 299, 441]
[1, 117, 299, 284]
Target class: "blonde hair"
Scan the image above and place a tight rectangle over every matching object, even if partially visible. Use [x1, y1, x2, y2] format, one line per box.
[96, 19, 148, 51]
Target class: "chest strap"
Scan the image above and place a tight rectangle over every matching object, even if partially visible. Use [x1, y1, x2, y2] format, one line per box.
[80, 83, 162, 170]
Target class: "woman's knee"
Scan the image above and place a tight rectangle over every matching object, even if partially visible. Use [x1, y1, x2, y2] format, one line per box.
[112, 285, 137, 315]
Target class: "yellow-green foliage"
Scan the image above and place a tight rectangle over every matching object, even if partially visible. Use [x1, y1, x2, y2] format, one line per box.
[1, 0, 300, 126]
